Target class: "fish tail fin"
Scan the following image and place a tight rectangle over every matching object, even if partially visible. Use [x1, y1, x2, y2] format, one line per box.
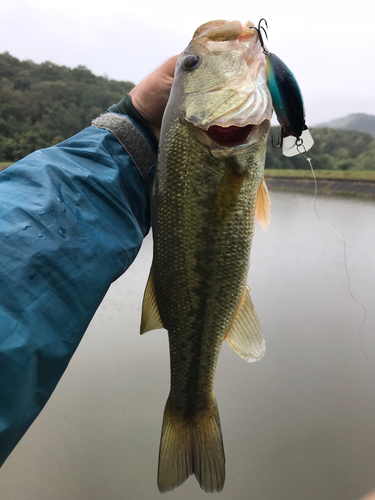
[192, 396, 226, 493]
[157, 394, 225, 493]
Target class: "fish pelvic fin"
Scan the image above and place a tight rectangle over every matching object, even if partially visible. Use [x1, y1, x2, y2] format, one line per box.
[158, 395, 225, 493]
[224, 285, 265, 362]
[255, 177, 271, 231]
[140, 263, 164, 334]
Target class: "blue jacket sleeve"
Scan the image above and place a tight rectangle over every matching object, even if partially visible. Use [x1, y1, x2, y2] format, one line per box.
[0, 115, 156, 466]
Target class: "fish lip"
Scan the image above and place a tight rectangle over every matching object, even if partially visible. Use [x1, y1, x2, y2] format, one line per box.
[204, 124, 254, 148]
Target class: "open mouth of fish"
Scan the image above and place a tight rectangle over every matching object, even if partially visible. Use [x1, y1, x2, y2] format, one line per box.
[205, 124, 254, 148]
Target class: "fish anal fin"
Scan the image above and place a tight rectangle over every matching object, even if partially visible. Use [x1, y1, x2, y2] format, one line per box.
[140, 264, 164, 334]
[224, 285, 265, 362]
[255, 177, 271, 231]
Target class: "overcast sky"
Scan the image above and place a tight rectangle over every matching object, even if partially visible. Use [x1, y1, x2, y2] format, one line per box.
[2, 0, 374, 126]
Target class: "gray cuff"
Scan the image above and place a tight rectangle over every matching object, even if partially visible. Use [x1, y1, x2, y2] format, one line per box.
[92, 114, 156, 185]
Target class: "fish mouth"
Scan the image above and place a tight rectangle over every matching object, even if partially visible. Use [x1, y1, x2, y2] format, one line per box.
[205, 124, 254, 148]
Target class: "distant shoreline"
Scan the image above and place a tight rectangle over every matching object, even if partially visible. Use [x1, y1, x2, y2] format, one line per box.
[1, 163, 375, 199]
[264, 176, 375, 199]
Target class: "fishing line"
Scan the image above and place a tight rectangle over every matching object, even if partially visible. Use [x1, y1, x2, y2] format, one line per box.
[297, 142, 370, 370]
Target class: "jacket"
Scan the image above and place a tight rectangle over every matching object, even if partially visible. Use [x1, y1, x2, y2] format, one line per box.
[0, 106, 157, 466]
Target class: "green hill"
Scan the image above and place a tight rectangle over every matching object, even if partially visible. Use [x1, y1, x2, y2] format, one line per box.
[316, 113, 375, 137]
[1, 52, 374, 171]
[0, 52, 134, 162]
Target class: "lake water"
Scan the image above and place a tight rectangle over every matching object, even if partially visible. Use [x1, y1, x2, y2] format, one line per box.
[1, 191, 375, 500]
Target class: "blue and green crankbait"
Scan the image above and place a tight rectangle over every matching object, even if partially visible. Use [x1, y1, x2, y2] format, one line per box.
[251, 19, 314, 157]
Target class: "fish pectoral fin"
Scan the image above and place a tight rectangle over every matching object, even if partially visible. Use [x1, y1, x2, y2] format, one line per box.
[224, 285, 265, 362]
[255, 177, 271, 231]
[140, 264, 164, 334]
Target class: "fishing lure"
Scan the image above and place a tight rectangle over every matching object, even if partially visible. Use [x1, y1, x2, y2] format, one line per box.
[251, 19, 314, 157]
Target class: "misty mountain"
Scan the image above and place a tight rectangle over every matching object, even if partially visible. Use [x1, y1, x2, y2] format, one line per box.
[316, 113, 375, 138]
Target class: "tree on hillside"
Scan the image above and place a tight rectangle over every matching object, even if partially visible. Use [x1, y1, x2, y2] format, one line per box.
[0, 52, 134, 162]
[1, 52, 375, 170]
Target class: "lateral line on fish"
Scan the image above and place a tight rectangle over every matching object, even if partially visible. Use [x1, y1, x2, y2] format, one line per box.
[300, 148, 370, 372]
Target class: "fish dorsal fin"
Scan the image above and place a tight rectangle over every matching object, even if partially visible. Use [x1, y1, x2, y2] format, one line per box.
[255, 177, 271, 231]
[224, 285, 265, 362]
[140, 264, 164, 334]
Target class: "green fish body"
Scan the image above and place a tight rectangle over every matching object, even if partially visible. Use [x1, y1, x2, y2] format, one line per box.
[141, 20, 272, 493]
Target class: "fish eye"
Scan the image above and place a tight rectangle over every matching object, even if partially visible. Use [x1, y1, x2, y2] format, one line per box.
[183, 55, 200, 70]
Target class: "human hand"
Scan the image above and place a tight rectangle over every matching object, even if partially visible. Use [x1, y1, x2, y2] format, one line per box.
[129, 55, 179, 140]
[360, 491, 375, 500]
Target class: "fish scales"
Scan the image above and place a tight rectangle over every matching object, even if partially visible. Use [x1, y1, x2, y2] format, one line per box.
[154, 125, 262, 412]
[141, 19, 273, 493]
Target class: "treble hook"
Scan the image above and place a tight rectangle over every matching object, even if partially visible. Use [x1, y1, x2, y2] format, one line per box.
[257, 18, 269, 53]
[271, 128, 284, 149]
[249, 18, 269, 54]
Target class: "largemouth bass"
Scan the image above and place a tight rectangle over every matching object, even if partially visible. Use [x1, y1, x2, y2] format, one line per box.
[141, 20, 272, 493]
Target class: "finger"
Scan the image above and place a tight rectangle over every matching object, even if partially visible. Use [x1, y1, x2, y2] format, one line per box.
[159, 55, 179, 78]
[360, 492, 375, 500]
[130, 55, 179, 128]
